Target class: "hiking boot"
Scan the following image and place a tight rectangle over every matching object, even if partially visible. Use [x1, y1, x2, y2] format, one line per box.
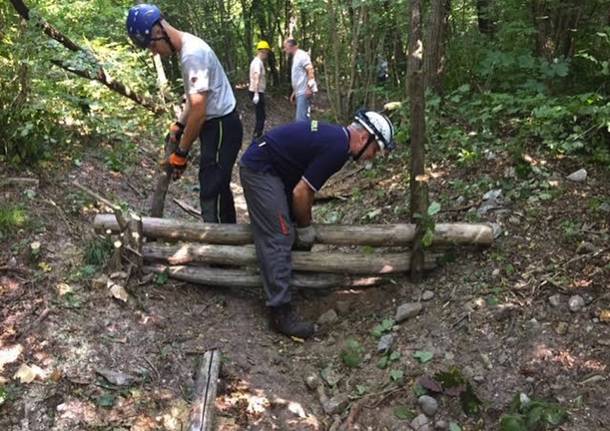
[269, 303, 315, 339]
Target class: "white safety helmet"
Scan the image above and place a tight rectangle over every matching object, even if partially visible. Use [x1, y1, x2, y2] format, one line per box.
[354, 110, 396, 152]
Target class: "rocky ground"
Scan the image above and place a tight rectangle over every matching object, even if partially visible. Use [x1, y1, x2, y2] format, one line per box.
[1, 89, 609, 430]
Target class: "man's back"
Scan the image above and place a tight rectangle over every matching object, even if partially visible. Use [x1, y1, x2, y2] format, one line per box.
[180, 32, 235, 118]
[240, 121, 350, 193]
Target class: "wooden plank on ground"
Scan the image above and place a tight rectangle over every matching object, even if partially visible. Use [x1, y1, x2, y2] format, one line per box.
[188, 349, 221, 431]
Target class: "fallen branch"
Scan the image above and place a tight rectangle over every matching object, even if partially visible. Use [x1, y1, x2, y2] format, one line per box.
[173, 198, 201, 219]
[9, 0, 165, 115]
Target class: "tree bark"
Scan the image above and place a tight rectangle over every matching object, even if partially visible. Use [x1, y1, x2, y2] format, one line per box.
[476, 0, 496, 35]
[424, 0, 451, 93]
[144, 264, 386, 289]
[10, 0, 165, 115]
[94, 214, 494, 247]
[143, 243, 439, 274]
[408, 0, 429, 282]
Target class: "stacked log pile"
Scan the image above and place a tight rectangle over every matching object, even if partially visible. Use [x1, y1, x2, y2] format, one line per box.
[93, 214, 493, 289]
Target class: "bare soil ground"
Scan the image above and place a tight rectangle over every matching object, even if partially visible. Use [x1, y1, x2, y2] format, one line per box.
[1, 90, 608, 430]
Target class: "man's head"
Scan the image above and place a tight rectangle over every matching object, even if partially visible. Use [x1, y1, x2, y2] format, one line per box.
[256, 40, 271, 60]
[282, 38, 298, 55]
[347, 110, 396, 161]
[126, 4, 175, 56]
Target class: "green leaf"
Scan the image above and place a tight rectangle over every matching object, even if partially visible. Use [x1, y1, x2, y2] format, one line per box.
[389, 351, 401, 362]
[427, 201, 441, 216]
[355, 384, 368, 396]
[422, 229, 435, 248]
[543, 404, 567, 426]
[448, 422, 462, 431]
[389, 369, 404, 382]
[393, 405, 415, 420]
[377, 355, 390, 369]
[413, 351, 434, 364]
[0, 386, 7, 406]
[499, 415, 527, 431]
[381, 319, 394, 331]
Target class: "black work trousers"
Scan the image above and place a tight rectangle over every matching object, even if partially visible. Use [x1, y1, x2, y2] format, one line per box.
[198, 109, 243, 223]
[249, 91, 266, 138]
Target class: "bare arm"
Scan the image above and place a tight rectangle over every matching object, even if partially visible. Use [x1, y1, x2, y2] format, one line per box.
[178, 92, 207, 152]
[292, 179, 315, 227]
[305, 64, 315, 81]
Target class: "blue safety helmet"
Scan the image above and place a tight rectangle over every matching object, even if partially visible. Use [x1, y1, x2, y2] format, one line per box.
[126, 4, 162, 48]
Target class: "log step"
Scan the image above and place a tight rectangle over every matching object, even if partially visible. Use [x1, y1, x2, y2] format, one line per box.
[94, 214, 493, 247]
[143, 243, 438, 275]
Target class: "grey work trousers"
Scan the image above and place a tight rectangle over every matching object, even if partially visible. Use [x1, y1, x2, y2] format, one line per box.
[239, 165, 294, 307]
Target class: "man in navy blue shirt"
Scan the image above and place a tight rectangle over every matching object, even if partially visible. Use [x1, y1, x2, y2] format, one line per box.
[239, 110, 396, 338]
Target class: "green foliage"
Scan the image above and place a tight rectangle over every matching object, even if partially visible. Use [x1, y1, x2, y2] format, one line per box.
[371, 318, 394, 338]
[413, 350, 434, 364]
[393, 405, 415, 420]
[84, 236, 113, 267]
[340, 338, 364, 368]
[378, 350, 401, 370]
[500, 393, 567, 430]
[0, 204, 29, 238]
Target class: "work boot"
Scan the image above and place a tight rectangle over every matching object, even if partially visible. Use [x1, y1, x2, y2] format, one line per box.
[269, 303, 315, 339]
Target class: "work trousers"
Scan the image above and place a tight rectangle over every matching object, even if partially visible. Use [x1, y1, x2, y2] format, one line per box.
[199, 109, 243, 223]
[295, 94, 310, 121]
[239, 165, 294, 306]
[248, 91, 266, 138]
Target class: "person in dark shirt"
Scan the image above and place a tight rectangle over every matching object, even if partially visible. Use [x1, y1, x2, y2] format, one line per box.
[239, 110, 396, 338]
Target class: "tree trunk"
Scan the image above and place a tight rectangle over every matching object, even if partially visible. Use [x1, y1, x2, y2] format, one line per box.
[94, 214, 494, 247]
[408, 0, 429, 282]
[476, 0, 496, 35]
[424, 0, 451, 93]
[143, 243, 439, 274]
[532, 0, 584, 59]
[144, 264, 386, 290]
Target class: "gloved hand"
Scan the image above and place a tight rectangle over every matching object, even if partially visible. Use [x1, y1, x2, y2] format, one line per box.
[252, 92, 260, 105]
[168, 121, 184, 144]
[293, 225, 316, 251]
[307, 78, 318, 94]
[167, 148, 188, 180]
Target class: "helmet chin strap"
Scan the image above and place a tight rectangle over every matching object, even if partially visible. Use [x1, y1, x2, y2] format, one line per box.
[151, 22, 176, 53]
[352, 133, 376, 161]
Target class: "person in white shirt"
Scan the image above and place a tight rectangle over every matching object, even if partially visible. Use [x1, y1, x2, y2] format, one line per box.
[126, 4, 243, 224]
[249, 41, 270, 138]
[282, 38, 318, 121]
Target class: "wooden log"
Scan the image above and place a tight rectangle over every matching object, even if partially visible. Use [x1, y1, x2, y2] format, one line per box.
[143, 264, 386, 289]
[150, 136, 176, 218]
[188, 349, 221, 431]
[143, 243, 438, 274]
[94, 214, 493, 247]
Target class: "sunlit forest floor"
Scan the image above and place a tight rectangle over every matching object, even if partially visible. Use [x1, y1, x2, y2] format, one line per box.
[1, 90, 609, 430]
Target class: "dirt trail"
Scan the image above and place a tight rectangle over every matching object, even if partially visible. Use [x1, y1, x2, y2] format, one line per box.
[1, 89, 609, 430]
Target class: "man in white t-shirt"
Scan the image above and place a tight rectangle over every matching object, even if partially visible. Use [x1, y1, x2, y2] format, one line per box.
[249, 40, 270, 138]
[283, 38, 318, 121]
[126, 4, 243, 224]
